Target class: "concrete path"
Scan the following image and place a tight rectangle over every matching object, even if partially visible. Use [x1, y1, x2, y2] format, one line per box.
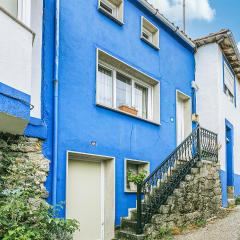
[174, 207, 240, 240]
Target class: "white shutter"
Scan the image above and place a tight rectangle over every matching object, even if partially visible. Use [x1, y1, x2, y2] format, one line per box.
[224, 62, 235, 95]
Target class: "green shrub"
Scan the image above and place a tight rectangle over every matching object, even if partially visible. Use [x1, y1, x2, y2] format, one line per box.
[0, 152, 79, 240]
[235, 196, 240, 205]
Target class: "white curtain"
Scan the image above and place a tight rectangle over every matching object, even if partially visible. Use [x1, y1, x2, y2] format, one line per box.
[135, 84, 148, 118]
[0, 0, 18, 17]
[97, 65, 113, 107]
[116, 72, 132, 108]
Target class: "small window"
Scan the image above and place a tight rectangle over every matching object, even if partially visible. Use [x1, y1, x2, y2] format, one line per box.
[0, 0, 18, 17]
[224, 61, 235, 103]
[0, 0, 31, 26]
[98, 0, 124, 24]
[97, 49, 160, 124]
[141, 17, 159, 50]
[124, 159, 150, 193]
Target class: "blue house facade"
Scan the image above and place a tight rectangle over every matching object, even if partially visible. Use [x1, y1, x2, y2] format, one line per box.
[41, 0, 196, 238]
[0, 0, 196, 239]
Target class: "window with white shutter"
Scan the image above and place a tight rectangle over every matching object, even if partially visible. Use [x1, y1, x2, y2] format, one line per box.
[224, 61, 235, 103]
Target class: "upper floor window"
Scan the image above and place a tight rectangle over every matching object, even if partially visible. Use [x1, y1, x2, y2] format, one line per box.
[0, 0, 18, 17]
[97, 49, 160, 124]
[98, 0, 124, 25]
[224, 61, 235, 103]
[141, 17, 159, 50]
[0, 0, 31, 26]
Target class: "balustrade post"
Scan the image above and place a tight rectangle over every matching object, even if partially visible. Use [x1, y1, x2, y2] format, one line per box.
[136, 184, 143, 234]
[197, 127, 202, 160]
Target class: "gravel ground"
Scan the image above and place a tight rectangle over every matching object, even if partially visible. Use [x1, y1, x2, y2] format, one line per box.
[174, 206, 240, 240]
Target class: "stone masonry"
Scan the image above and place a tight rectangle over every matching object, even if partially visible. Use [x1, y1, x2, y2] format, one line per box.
[144, 160, 222, 239]
[0, 133, 49, 198]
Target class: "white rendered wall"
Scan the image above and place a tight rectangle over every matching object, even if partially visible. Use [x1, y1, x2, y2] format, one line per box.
[30, 0, 43, 118]
[195, 43, 240, 176]
[0, 8, 33, 95]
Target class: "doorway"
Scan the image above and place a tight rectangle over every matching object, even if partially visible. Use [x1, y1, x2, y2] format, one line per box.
[66, 151, 115, 240]
[176, 91, 192, 145]
[226, 121, 234, 188]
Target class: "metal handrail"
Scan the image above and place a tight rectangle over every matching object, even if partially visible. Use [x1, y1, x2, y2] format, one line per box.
[136, 126, 218, 234]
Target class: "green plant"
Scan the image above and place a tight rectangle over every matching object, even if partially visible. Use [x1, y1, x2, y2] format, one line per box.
[235, 196, 240, 205]
[0, 151, 79, 240]
[127, 169, 148, 185]
[195, 219, 207, 228]
[157, 227, 173, 239]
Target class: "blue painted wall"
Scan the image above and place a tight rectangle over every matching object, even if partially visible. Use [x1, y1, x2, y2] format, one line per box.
[0, 82, 30, 121]
[41, 0, 195, 225]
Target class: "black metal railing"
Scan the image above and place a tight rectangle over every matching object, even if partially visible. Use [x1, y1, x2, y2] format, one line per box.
[136, 126, 218, 234]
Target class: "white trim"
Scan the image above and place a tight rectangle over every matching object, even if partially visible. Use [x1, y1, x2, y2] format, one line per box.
[98, 0, 124, 25]
[18, 0, 31, 26]
[141, 16, 160, 50]
[100, 161, 105, 240]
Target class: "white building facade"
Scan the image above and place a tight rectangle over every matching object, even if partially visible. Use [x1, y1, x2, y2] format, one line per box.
[195, 29, 240, 206]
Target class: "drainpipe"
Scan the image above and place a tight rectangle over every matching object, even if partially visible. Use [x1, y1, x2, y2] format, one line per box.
[52, 0, 60, 207]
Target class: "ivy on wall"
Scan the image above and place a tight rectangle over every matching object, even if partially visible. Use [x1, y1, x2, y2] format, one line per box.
[0, 134, 79, 240]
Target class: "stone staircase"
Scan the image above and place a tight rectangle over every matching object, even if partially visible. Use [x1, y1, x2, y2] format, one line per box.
[115, 127, 220, 240]
[116, 160, 221, 240]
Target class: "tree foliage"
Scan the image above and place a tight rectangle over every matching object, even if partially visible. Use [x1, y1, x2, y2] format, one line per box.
[0, 152, 79, 240]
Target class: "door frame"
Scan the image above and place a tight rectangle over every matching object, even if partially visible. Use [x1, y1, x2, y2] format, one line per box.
[176, 90, 192, 146]
[65, 151, 116, 240]
[225, 119, 234, 187]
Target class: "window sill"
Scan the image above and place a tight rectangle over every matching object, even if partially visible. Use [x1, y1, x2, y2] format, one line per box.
[96, 103, 160, 126]
[98, 7, 124, 26]
[141, 37, 160, 51]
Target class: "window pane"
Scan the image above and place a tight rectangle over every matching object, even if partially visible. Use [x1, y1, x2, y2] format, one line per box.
[0, 0, 18, 17]
[135, 84, 148, 119]
[116, 72, 132, 108]
[97, 65, 113, 107]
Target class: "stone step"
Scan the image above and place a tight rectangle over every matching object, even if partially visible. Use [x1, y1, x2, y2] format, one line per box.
[228, 198, 235, 208]
[117, 230, 146, 240]
[121, 218, 137, 231]
[130, 209, 146, 221]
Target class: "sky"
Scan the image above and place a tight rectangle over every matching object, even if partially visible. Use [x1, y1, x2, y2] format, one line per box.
[148, 0, 240, 50]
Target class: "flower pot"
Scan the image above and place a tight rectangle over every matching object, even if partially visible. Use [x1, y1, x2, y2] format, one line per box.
[129, 182, 137, 192]
[119, 105, 138, 116]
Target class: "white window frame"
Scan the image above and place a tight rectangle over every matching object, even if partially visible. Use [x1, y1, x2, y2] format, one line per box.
[124, 158, 150, 193]
[0, 0, 31, 26]
[98, 0, 124, 25]
[97, 61, 153, 120]
[17, 0, 31, 26]
[141, 16, 159, 50]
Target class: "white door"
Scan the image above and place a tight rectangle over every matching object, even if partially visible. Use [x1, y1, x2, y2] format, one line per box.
[67, 160, 103, 240]
[177, 98, 185, 145]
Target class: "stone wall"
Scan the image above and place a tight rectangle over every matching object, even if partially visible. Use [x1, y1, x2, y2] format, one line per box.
[0, 133, 49, 198]
[145, 160, 222, 239]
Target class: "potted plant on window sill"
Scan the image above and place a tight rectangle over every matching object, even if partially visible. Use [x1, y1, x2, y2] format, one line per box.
[127, 169, 148, 192]
[118, 105, 138, 116]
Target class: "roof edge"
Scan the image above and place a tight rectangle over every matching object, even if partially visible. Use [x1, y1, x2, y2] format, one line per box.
[137, 0, 195, 49]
